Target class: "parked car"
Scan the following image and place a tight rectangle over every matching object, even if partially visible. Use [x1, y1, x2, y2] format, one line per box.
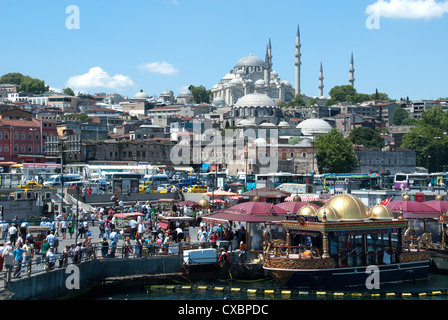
[18, 181, 43, 189]
[189, 185, 207, 193]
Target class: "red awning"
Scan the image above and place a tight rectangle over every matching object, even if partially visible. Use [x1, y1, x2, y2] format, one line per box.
[158, 222, 168, 229]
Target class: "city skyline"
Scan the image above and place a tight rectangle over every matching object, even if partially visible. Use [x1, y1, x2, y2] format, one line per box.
[1, 0, 448, 101]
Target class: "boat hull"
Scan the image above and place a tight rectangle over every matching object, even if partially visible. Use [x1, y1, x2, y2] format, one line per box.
[429, 249, 448, 273]
[263, 252, 430, 288]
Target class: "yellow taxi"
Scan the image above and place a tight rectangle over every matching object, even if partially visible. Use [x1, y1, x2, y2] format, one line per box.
[189, 185, 207, 193]
[18, 181, 43, 189]
[139, 184, 156, 193]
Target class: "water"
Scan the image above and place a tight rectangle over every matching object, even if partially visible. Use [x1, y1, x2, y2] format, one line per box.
[90, 272, 448, 301]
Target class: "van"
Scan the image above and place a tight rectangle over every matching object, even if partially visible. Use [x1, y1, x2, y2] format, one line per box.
[141, 174, 170, 186]
[43, 174, 82, 187]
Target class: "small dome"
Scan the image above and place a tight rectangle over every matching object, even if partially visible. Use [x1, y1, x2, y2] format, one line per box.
[212, 97, 226, 107]
[325, 194, 370, 220]
[252, 196, 261, 202]
[278, 121, 290, 127]
[293, 195, 301, 202]
[317, 206, 340, 221]
[237, 119, 256, 127]
[229, 78, 242, 85]
[260, 122, 276, 127]
[297, 203, 318, 216]
[369, 204, 393, 220]
[234, 93, 277, 108]
[281, 80, 292, 87]
[178, 89, 192, 97]
[199, 198, 210, 208]
[297, 118, 332, 136]
[133, 89, 149, 100]
[254, 79, 265, 86]
[436, 194, 444, 201]
[161, 90, 174, 96]
[402, 194, 411, 201]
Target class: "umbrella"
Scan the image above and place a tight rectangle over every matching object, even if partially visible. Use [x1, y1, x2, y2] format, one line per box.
[201, 211, 267, 223]
[177, 200, 199, 207]
[274, 202, 320, 214]
[227, 201, 287, 216]
[386, 200, 438, 219]
[210, 199, 225, 203]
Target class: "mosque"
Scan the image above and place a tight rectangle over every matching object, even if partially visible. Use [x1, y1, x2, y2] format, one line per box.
[214, 24, 355, 131]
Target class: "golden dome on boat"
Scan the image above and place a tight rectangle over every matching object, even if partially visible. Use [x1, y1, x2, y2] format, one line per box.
[402, 194, 411, 201]
[199, 198, 210, 208]
[293, 195, 301, 202]
[324, 193, 370, 220]
[435, 194, 444, 201]
[369, 204, 393, 219]
[252, 196, 261, 202]
[317, 206, 340, 221]
[297, 203, 318, 216]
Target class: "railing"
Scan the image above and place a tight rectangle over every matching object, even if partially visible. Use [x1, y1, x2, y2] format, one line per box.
[0, 240, 224, 289]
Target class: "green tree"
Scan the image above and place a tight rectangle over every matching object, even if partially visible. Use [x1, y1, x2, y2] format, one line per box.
[288, 94, 306, 107]
[188, 85, 212, 104]
[392, 107, 409, 125]
[0, 72, 24, 85]
[401, 106, 448, 172]
[19, 76, 49, 94]
[63, 87, 75, 96]
[328, 85, 357, 103]
[288, 136, 302, 145]
[308, 97, 318, 106]
[348, 127, 384, 148]
[315, 128, 360, 173]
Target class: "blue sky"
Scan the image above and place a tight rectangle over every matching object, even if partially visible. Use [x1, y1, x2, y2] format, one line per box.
[1, 0, 448, 101]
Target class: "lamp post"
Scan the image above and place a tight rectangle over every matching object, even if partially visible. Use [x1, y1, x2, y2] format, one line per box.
[29, 128, 36, 182]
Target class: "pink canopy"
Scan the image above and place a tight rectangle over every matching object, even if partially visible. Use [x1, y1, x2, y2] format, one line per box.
[114, 213, 145, 219]
[274, 202, 320, 214]
[424, 200, 448, 213]
[228, 201, 287, 216]
[386, 200, 439, 219]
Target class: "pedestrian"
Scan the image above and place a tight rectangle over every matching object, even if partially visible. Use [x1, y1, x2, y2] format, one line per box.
[22, 240, 33, 273]
[104, 220, 111, 239]
[13, 243, 25, 277]
[46, 247, 57, 270]
[101, 238, 109, 259]
[2, 242, 13, 273]
[8, 224, 18, 247]
[123, 237, 133, 258]
[60, 218, 67, 240]
[41, 239, 50, 264]
[68, 220, 74, 239]
[109, 230, 118, 258]
[46, 231, 56, 247]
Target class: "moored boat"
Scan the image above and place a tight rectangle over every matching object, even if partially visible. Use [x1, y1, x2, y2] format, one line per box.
[262, 193, 430, 288]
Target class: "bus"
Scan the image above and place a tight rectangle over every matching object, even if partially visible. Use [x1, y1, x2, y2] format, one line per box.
[255, 173, 313, 189]
[394, 173, 432, 190]
[323, 173, 380, 193]
[43, 174, 82, 188]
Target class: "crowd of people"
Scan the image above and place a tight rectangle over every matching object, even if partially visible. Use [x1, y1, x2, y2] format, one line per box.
[0, 197, 249, 278]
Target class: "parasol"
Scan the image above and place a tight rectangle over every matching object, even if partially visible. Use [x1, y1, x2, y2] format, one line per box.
[274, 202, 320, 214]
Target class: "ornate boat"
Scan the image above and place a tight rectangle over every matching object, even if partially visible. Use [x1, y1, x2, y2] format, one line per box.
[262, 194, 430, 288]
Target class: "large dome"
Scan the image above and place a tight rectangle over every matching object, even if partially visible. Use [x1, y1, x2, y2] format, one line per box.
[296, 118, 332, 136]
[324, 194, 370, 220]
[236, 55, 265, 67]
[234, 93, 277, 108]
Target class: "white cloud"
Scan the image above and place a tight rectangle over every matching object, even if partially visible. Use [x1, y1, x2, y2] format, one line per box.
[138, 61, 179, 75]
[366, 0, 448, 20]
[67, 66, 135, 90]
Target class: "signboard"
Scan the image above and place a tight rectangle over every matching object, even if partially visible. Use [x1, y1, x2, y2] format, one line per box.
[415, 192, 425, 202]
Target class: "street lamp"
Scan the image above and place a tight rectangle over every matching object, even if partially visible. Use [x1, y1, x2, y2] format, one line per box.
[29, 128, 37, 182]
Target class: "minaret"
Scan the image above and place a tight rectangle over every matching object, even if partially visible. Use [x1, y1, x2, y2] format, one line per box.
[264, 38, 272, 87]
[295, 24, 301, 96]
[319, 62, 324, 98]
[349, 52, 355, 87]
